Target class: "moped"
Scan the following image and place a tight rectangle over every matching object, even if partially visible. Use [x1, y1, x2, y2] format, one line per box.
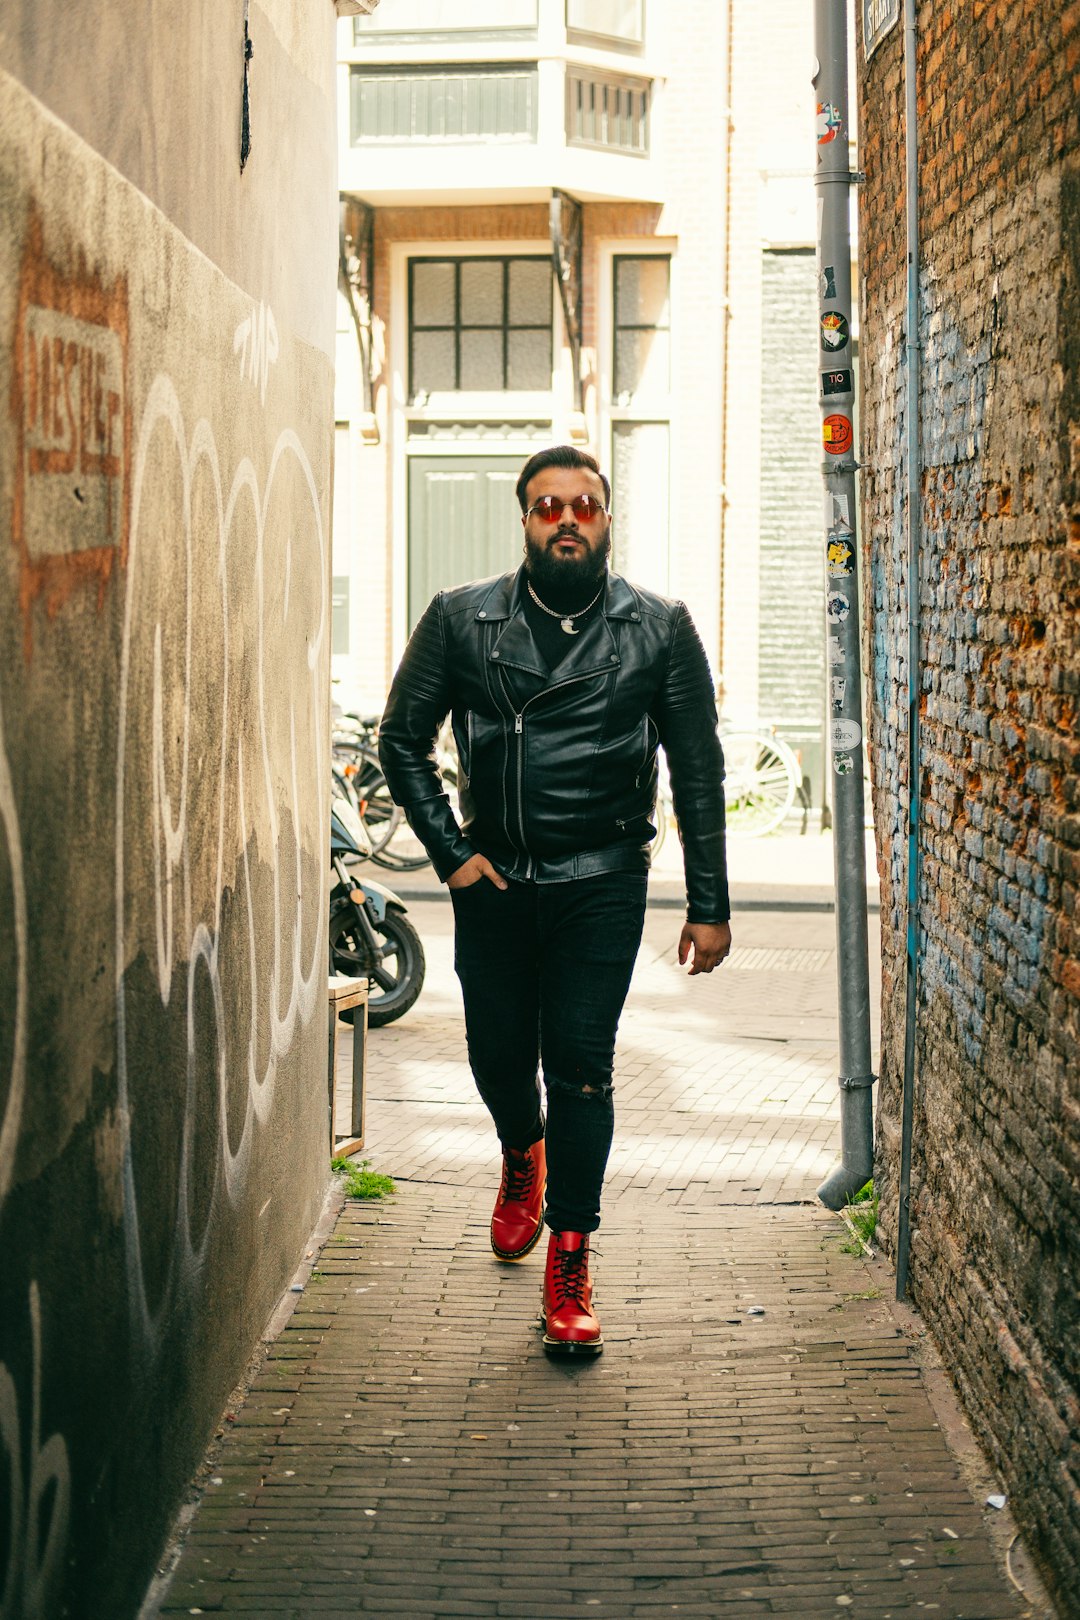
[329, 790, 426, 1027]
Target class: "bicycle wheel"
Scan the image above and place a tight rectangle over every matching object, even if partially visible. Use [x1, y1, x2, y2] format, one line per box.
[372, 757, 462, 872]
[722, 730, 800, 838]
[337, 746, 402, 856]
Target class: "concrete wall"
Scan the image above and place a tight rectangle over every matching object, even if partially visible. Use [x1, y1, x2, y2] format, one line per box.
[858, 5, 1080, 1610]
[0, 5, 338, 1615]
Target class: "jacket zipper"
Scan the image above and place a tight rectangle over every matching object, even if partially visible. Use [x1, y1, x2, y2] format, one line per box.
[507, 667, 609, 873]
[513, 712, 530, 875]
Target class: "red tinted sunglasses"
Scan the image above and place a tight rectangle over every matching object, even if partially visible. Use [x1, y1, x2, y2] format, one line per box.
[526, 494, 608, 524]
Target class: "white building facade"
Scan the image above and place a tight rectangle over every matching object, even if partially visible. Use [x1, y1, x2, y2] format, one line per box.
[333, 0, 847, 807]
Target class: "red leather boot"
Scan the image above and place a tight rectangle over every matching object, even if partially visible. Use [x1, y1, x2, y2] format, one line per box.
[540, 1230, 603, 1356]
[490, 1139, 546, 1261]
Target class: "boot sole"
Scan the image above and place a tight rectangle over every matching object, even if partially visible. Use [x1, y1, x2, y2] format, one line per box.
[491, 1215, 545, 1263]
[541, 1330, 604, 1357]
[539, 1311, 604, 1356]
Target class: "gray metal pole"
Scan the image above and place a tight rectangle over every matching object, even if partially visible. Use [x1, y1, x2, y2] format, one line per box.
[813, 0, 876, 1211]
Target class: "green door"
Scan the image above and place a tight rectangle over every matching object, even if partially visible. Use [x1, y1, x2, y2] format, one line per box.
[408, 456, 522, 629]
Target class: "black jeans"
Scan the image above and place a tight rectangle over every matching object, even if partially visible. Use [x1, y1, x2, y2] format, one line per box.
[450, 870, 648, 1234]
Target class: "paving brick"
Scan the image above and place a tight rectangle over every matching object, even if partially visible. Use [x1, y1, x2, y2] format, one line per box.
[148, 906, 1035, 1618]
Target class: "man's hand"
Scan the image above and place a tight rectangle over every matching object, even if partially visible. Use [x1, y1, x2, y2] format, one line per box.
[446, 853, 508, 891]
[678, 921, 732, 976]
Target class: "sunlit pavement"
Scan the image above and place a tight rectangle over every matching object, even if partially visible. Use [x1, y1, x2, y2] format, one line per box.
[152, 871, 1042, 1619]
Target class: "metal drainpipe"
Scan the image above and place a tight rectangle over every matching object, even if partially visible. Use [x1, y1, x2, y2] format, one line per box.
[813, 0, 876, 1212]
[895, 0, 922, 1302]
[716, 0, 736, 679]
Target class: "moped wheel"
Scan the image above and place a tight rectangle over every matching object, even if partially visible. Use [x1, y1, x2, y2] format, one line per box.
[329, 904, 426, 1026]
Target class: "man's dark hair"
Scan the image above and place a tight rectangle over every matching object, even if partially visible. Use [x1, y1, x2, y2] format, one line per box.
[516, 445, 611, 514]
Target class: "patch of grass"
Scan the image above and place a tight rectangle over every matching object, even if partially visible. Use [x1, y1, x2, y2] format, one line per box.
[840, 1178, 878, 1253]
[332, 1156, 396, 1200]
[830, 1287, 882, 1310]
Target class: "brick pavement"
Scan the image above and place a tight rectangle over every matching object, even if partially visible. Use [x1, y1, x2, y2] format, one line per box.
[150, 896, 1047, 1620]
[354, 904, 859, 1208]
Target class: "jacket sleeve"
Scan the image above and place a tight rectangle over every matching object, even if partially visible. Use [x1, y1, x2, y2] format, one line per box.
[651, 604, 730, 924]
[377, 595, 477, 882]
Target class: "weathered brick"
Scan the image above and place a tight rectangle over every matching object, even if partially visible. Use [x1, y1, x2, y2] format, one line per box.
[858, 3, 1080, 1613]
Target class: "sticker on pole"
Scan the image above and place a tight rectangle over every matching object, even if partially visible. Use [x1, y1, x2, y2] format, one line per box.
[833, 752, 855, 776]
[829, 635, 845, 667]
[823, 415, 853, 455]
[820, 265, 837, 300]
[827, 590, 850, 623]
[822, 368, 853, 397]
[827, 534, 854, 576]
[830, 676, 847, 713]
[830, 719, 862, 750]
[816, 102, 842, 144]
[821, 312, 849, 351]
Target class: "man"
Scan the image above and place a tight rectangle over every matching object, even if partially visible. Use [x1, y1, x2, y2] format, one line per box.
[379, 445, 730, 1357]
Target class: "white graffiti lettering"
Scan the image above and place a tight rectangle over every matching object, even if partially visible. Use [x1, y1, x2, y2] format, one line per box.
[232, 302, 280, 407]
[0, 1284, 72, 1620]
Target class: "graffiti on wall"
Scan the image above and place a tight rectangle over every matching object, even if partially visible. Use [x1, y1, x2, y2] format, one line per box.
[1, 215, 329, 1615]
[115, 359, 328, 1346]
[10, 206, 131, 659]
[233, 300, 280, 407]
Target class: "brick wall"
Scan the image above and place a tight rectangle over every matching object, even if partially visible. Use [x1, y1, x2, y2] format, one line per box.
[858, 4, 1080, 1610]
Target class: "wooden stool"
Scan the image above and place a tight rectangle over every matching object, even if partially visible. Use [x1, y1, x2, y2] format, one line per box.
[327, 975, 368, 1158]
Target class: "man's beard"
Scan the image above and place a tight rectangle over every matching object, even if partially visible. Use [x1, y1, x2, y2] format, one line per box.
[524, 527, 611, 614]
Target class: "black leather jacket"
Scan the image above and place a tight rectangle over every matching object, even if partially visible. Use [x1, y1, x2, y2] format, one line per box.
[378, 567, 729, 922]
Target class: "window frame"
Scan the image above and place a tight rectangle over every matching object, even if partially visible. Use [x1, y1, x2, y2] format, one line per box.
[353, 0, 539, 43]
[566, 0, 645, 48]
[408, 254, 554, 399]
[612, 253, 672, 404]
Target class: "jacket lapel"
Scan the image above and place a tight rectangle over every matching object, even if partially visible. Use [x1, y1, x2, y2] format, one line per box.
[484, 567, 641, 686]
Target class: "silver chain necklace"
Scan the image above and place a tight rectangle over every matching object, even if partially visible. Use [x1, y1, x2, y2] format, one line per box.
[527, 578, 604, 635]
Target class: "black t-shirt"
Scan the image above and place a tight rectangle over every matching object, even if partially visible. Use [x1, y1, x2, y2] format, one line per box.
[521, 580, 604, 672]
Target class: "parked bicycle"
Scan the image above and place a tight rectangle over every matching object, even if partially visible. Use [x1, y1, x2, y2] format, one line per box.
[331, 707, 421, 868]
[334, 697, 804, 874]
[652, 726, 803, 854]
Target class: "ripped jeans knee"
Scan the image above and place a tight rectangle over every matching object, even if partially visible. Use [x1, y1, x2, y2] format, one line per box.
[544, 1064, 614, 1104]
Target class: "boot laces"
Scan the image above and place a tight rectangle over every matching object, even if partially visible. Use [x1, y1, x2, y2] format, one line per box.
[550, 1242, 588, 1306]
[500, 1150, 535, 1204]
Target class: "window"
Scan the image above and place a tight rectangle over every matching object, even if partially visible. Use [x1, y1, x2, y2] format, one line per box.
[409, 258, 553, 397]
[567, 0, 644, 46]
[613, 256, 670, 401]
[566, 70, 650, 155]
[354, 0, 537, 38]
[350, 65, 538, 144]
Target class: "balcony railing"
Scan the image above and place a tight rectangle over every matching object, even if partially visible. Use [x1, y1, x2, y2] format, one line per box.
[350, 65, 538, 143]
[566, 69, 649, 155]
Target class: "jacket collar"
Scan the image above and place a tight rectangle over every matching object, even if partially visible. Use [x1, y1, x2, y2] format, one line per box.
[474, 566, 640, 624]
[477, 566, 639, 683]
